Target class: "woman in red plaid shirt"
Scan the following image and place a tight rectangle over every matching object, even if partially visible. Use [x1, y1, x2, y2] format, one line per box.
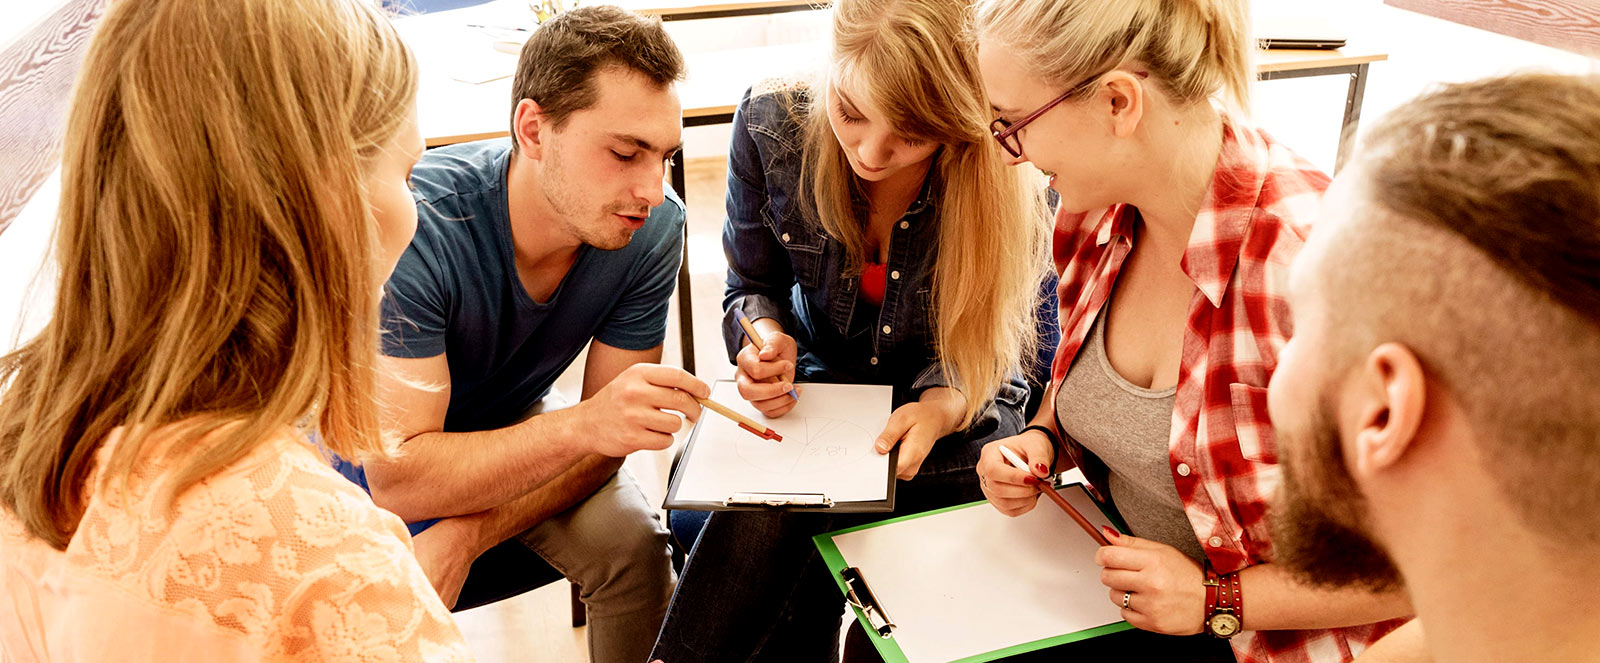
[968, 0, 1413, 661]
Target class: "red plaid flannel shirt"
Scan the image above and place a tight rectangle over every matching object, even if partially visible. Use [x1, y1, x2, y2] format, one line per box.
[1043, 118, 1406, 662]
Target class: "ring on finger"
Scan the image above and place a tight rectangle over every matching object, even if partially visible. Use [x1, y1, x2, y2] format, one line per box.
[1122, 591, 1132, 609]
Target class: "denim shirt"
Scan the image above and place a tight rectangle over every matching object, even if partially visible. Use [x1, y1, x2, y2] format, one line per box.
[721, 83, 1029, 418]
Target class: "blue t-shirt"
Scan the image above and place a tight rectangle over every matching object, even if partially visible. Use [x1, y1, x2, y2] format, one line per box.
[381, 138, 686, 433]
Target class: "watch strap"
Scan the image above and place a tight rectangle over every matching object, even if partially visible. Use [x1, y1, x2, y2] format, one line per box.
[1203, 563, 1220, 618]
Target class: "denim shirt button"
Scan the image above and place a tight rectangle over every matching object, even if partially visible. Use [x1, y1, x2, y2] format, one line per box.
[881, 325, 892, 334]
[890, 270, 900, 280]
[898, 221, 909, 230]
[781, 232, 791, 242]
[870, 356, 879, 365]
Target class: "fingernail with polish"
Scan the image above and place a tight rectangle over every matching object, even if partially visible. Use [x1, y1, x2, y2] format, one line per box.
[1024, 476, 1042, 487]
[1102, 526, 1119, 539]
[1035, 463, 1050, 475]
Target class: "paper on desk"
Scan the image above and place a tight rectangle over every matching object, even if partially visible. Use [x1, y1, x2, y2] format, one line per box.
[444, 46, 518, 84]
[830, 488, 1126, 662]
[672, 381, 892, 504]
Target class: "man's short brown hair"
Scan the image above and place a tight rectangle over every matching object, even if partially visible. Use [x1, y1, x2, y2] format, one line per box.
[510, 5, 685, 141]
[1327, 73, 1600, 542]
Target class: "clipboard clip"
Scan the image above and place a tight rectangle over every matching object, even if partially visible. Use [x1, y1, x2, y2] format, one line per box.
[723, 492, 835, 508]
[841, 566, 895, 637]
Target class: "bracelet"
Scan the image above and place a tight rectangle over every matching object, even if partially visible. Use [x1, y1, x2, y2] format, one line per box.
[1020, 425, 1061, 469]
[1021, 424, 1061, 448]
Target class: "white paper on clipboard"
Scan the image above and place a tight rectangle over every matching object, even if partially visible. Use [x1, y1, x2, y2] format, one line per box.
[671, 381, 893, 505]
[829, 485, 1125, 662]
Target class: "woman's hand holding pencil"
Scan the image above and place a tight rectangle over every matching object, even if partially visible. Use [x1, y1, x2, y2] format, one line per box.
[732, 311, 801, 418]
[975, 428, 1062, 517]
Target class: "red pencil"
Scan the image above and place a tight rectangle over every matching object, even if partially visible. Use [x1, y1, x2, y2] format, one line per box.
[997, 444, 1109, 546]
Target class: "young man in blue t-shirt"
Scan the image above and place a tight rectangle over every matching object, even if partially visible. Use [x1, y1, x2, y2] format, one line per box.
[360, 8, 708, 661]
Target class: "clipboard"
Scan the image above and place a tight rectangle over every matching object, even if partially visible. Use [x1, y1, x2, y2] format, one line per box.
[814, 477, 1134, 663]
[663, 380, 898, 512]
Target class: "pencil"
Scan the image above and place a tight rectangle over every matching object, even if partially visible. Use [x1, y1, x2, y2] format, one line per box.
[996, 444, 1111, 546]
[732, 309, 802, 403]
[697, 396, 783, 442]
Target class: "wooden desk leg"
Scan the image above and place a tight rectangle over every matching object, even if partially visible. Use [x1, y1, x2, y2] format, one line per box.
[571, 581, 585, 628]
[1334, 63, 1371, 173]
[671, 156, 696, 375]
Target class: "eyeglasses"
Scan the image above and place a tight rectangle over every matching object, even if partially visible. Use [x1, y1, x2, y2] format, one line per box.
[990, 71, 1144, 159]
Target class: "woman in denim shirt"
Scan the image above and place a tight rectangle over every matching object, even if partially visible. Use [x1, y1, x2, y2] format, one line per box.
[650, 0, 1050, 659]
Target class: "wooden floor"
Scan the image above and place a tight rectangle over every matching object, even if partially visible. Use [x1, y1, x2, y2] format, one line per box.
[453, 156, 735, 663]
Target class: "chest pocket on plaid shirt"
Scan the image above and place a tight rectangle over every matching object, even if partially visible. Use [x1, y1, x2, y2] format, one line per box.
[1229, 382, 1277, 464]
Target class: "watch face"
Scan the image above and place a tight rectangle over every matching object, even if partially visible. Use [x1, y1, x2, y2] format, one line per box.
[1208, 613, 1241, 638]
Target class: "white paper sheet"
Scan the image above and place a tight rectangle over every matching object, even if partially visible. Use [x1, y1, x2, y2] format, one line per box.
[670, 381, 892, 505]
[830, 488, 1125, 662]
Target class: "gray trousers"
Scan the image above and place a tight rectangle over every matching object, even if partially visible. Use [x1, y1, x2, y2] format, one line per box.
[516, 468, 675, 663]
[456, 393, 675, 663]
[453, 467, 674, 663]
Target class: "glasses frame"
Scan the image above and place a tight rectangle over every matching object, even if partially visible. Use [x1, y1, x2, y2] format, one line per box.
[990, 70, 1145, 159]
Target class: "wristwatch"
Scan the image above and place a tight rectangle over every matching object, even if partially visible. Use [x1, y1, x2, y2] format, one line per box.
[1203, 563, 1243, 638]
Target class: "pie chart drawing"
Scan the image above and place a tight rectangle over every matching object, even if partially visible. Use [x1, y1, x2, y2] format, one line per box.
[734, 417, 875, 476]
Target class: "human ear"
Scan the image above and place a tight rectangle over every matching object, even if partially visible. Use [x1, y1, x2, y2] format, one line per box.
[1101, 72, 1144, 139]
[512, 98, 545, 159]
[1350, 342, 1427, 478]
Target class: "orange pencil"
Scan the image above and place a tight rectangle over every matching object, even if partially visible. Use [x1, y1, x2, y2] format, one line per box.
[697, 396, 783, 441]
[997, 444, 1111, 546]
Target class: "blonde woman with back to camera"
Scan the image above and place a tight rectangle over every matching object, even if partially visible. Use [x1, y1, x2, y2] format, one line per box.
[970, 0, 1414, 661]
[0, 0, 469, 660]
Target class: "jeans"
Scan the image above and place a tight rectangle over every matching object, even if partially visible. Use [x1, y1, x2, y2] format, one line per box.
[650, 410, 1017, 663]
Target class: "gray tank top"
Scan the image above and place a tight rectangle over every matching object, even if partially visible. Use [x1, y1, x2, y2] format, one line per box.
[1055, 306, 1207, 563]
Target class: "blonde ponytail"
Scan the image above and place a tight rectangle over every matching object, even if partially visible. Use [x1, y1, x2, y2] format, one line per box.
[972, 0, 1254, 113]
[1186, 0, 1253, 112]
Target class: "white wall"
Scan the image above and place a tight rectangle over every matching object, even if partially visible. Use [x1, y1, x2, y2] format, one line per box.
[0, 171, 58, 354]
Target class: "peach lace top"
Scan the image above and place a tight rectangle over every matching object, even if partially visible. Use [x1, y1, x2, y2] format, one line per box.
[0, 431, 473, 662]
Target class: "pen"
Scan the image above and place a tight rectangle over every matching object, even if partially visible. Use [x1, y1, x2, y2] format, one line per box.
[467, 23, 531, 32]
[733, 309, 801, 403]
[997, 444, 1111, 546]
[697, 396, 783, 441]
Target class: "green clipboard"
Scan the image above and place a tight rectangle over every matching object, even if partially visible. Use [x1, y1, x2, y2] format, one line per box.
[813, 483, 1134, 663]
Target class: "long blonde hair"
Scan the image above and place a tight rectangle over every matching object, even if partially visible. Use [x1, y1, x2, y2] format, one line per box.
[0, 0, 417, 549]
[799, 0, 1050, 426]
[972, 0, 1253, 112]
